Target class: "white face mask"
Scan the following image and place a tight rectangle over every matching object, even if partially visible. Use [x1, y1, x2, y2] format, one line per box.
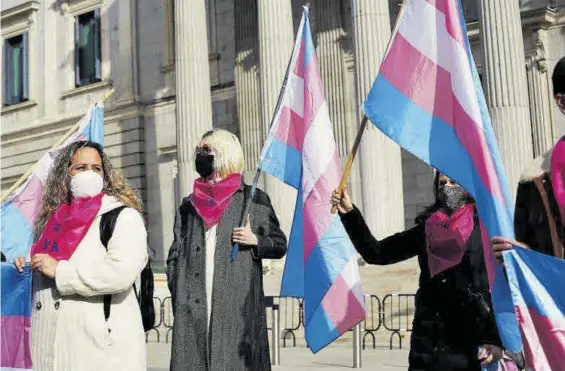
[70, 170, 104, 199]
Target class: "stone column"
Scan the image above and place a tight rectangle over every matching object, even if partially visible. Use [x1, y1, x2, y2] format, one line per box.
[116, 0, 137, 104]
[258, 0, 297, 244]
[526, 29, 555, 157]
[479, 0, 534, 195]
[351, 0, 405, 238]
[235, 0, 262, 183]
[174, 0, 214, 198]
[316, 0, 362, 203]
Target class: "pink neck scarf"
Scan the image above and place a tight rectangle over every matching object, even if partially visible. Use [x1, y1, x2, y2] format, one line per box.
[191, 173, 242, 229]
[551, 136, 565, 227]
[425, 204, 475, 278]
[31, 193, 104, 261]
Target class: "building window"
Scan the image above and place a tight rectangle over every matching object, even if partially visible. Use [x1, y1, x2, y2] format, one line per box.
[75, 9, 101, 87]
[3, 33, 29, 106]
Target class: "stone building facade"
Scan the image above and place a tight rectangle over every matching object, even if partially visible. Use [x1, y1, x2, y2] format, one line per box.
[2, 0, 565, 287]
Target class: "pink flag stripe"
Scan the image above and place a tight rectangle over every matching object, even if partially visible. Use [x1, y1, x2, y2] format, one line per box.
[292, 41, 306, 79]
[320, 271, 365, 333]
[272, 106, 305, 152]
[12, 177, 44, 226]
[303, 54, 326, 129]
[0, 316, 31, 369]
[423, 0, 466, 48]
[515, 305, 565, 370]
[381, 33, 505, 204]
[397, 0, 483, 128]
[302, 154, 342, 262]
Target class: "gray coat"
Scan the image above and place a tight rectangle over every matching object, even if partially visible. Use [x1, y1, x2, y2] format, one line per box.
[166, 182, 287, 371]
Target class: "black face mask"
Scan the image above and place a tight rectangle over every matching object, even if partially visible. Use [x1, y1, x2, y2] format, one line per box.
[195, 153, 215, 179]
[436, 185, 467, 212]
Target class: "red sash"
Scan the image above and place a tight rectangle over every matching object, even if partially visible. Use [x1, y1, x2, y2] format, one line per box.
[191, 173, 242, 229]
[31, 193, 104, 261]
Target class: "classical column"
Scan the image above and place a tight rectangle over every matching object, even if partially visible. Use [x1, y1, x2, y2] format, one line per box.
[116, 0, 137, 103]
[316, 0, 362, 203]
[174, 0, 214, 198]
[351, 0, 405, 238]
[479, 0, 533, 195]
[235, 0, 262, 183]
[526, 29, 555, 157]
[258, 0, 297, 241]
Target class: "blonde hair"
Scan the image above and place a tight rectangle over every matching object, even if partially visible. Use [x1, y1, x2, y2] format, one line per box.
[198, 129, 245, 178]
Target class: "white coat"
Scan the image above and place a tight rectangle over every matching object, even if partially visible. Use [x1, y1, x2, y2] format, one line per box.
[31, 195, 148, 371]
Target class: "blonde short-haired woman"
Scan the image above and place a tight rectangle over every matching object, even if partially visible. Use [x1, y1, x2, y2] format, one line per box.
[167, 129, 287, 371]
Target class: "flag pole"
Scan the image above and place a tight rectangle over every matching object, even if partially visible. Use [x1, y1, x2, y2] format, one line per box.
[0, 87, 116, 203]
[331, 0, 407, 214]
[231, 6, 309, 261]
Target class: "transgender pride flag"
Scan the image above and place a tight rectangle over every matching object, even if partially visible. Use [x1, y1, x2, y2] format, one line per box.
[504, 247, 565, 370]
[361, 0, 522, 353]
[258, 7, 365, 352]
[0, 103, 104, 371]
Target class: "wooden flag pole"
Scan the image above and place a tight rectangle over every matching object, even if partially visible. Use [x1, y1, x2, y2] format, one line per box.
[330, 0, 407, 214]
[331, 115, 369, 214]
[0, 87, 116, 203]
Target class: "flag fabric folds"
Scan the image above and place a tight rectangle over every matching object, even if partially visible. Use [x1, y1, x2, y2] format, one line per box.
[361, 0, 521, 353]
[1, 264, 32, 371]
[504, 247, 565, 370]
[0, 103, 105, 371]
[258, 7, 365, 353]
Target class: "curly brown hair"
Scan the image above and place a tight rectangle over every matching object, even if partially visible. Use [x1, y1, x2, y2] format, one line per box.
[34, 141, 143, 239]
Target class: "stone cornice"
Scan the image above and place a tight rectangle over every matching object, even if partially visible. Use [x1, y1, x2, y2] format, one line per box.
[521, 7, 562, 29]
[467, 8, 564, 42]
[1, 1, 39, 22]
[0, 102, 145, 145]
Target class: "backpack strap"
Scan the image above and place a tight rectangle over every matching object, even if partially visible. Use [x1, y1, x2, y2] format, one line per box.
[534, 176, 564, 258]
[100, 206, 127, 322]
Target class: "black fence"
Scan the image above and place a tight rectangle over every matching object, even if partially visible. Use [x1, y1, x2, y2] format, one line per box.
[146, 293, 416, 350]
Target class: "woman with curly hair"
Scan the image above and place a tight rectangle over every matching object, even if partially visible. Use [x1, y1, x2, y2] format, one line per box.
[13, 141, 147, 371]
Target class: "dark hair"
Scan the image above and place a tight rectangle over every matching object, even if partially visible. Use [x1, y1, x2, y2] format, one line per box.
[415, 172, 442, 225]
[414, 171, 475, 225]
[553, 56, 565, 97]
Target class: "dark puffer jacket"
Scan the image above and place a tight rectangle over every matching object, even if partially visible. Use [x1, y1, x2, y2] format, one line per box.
[340, 206, 501, 371]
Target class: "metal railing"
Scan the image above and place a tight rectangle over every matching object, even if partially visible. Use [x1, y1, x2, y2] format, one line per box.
[146, 292, 417, 366]
[381, 293, 416, 350]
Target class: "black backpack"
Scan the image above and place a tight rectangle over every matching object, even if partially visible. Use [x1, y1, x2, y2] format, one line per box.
[100, 206, 155, 332]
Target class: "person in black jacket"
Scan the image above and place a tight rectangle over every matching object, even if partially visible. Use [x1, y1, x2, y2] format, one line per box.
[331, 172, 514, 370]
[493, 56, 565, 261]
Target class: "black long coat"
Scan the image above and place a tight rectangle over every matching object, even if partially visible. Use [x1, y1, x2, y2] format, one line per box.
[340, 206, 501, 371]
[166, 183, 287, 371]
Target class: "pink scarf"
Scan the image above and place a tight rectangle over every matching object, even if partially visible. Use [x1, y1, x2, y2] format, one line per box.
[425, 204, 475, 278]
[551, 136, 565, 227]
[31, 193, 104, 261]
[191, 173, 242, 229]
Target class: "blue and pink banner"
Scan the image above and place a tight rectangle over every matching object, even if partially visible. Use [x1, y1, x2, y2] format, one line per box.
[258, 7, 366, 353]
[504, 247, 565, 370]
[0, 103, 104, 371]
[1, 264, 32, 371]
[361, 0, 521, 353]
